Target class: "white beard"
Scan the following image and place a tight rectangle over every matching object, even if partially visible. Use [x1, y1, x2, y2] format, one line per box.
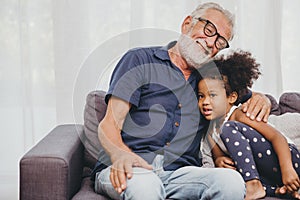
[177, 34, 212, 68]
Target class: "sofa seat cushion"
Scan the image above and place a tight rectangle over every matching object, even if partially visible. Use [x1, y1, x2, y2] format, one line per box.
[72, 176, 109, 200]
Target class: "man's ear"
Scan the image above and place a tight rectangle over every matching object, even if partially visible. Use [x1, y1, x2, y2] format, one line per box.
[181, 16, 193, 34]
[229, 92, 238, 104]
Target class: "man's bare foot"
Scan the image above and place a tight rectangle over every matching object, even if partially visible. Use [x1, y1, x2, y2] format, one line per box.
[244, 179, 266, 200]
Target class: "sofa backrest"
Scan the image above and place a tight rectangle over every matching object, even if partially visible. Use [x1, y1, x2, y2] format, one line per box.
[267, 92, 300, 115]
[82, 90, 107, 169]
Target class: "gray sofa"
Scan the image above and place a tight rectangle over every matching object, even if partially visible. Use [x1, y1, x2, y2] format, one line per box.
[19, 91, 300, 200]
[20, 90, 108, 200]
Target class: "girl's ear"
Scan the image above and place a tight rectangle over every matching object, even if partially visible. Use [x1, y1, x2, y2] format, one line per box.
[181, 16, 193, 34]
[229, 92, 238, 104]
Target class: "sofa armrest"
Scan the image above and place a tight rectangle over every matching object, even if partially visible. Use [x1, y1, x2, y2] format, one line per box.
[20, 124, 85, 200]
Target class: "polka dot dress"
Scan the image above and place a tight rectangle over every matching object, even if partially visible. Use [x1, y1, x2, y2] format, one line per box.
[220, 121, 300, 197]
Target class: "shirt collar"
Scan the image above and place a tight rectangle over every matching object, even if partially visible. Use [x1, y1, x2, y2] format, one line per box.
[154, 41, 177, 61]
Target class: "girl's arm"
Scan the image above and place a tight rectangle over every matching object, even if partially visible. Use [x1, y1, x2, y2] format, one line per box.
[206, 133, 236, 169]
[233, 108, 300, 192]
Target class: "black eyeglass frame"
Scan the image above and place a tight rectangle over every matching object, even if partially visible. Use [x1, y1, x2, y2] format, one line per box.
[196, 17, 230, 50]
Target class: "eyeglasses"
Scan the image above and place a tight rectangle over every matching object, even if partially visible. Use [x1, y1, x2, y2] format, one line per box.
[196, 17, 230, 50]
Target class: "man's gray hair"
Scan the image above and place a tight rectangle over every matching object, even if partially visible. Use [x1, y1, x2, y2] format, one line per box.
[191, 2, 235, 40]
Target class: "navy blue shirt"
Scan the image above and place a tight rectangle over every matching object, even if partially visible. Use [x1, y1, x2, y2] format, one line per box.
[92, 42, 251, 177]
[91, 42, 208, 177]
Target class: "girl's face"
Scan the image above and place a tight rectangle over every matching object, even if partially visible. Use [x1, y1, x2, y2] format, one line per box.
[198, 78, 236, 121]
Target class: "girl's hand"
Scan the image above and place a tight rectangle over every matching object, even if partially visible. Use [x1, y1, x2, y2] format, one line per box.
[281, 167, 300, 193]
[215, 156, 236, 170]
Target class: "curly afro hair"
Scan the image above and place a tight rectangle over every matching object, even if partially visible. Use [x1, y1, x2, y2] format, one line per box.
[198, 50, 261, 103]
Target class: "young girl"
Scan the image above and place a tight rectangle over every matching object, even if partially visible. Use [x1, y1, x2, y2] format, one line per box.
[197, 50, 300, 200]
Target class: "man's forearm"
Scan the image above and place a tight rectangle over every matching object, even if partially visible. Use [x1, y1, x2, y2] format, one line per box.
[98, 119, 132, 161]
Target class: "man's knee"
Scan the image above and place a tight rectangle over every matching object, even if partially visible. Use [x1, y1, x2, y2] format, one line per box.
[122, 167, 165, 200]
[215, 168, 246, 199]
[164, 167, 245, 199]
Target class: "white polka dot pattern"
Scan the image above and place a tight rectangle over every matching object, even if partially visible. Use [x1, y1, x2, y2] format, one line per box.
[217, 120, 300, 190]
[258, 153, 262, 158]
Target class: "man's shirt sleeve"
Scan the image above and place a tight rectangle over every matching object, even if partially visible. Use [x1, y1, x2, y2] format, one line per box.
[105, 49, 144, 107]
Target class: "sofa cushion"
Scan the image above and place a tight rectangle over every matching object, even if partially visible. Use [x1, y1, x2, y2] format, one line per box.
[266, 92, 300, 115]
[269, 112, 300, 150]
[72, 167, 109, 200]
[82, 90, 108, 169]
[279, 92, 300, 114]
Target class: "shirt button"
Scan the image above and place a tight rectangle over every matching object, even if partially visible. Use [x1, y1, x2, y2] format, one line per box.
[174, 122, 179, 127]
[166, 142, 170, 147]
[178, 103, 182, 108]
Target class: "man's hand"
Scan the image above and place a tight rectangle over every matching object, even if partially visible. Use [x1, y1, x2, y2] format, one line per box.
[110, 151, 153, 194]
[98, 96, 154, 193]
[241, 92, 271, 122]
[215, 156, 236, 170]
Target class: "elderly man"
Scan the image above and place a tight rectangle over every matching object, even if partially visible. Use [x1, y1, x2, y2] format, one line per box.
[93, 2, 271, 199]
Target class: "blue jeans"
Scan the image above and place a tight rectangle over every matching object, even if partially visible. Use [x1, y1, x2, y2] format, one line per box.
[95, 155, 246, 200]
